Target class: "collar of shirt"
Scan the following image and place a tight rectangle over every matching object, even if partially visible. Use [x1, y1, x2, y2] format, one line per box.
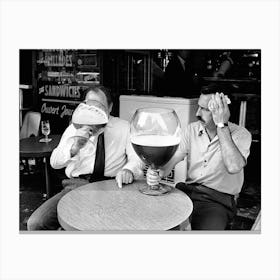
[198, 122, 204, 136]
[197, 121, 234, 143]
[105, 115, 114, 128]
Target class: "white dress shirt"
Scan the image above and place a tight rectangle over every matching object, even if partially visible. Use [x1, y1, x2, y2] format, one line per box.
[50, 116, 144, 179]
[178, 121, 252, 195]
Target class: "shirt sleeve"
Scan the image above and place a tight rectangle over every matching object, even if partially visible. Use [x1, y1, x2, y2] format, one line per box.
[121, 124, 145, 179]
[50, 124, 78, 169]
[177, 124, 190, 156]
[231, 126, 252, 161]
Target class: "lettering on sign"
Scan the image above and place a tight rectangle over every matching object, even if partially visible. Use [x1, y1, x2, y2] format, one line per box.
[41, 103, 60, 115]
[41, 103, 75, 119]
[44, 85, 81, 99]
[60, 105, 74, 119]
[39, 86, 44, 95]
[37, 52, 73, 67]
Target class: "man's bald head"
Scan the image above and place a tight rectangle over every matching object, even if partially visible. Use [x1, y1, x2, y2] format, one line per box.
[84, 86, 112, 111]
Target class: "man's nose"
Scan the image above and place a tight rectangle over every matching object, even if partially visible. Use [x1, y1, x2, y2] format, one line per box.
[196, 107, 201, 117]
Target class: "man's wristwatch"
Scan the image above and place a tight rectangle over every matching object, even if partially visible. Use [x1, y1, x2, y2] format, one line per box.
[216, 122, 228, 128]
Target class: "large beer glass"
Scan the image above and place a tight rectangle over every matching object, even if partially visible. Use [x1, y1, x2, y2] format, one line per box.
[130, 108, 181, 195]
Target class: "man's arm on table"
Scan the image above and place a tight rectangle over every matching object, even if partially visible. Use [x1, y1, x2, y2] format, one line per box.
[116, 125, 145, 188]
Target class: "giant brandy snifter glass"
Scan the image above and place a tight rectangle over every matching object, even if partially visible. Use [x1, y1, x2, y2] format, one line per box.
[130, 107, 181, 196]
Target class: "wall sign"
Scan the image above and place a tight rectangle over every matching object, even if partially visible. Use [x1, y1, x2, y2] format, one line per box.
[40, 102, 77, 120]
[37, 50, 73, 67]
[36, 49, 101, 133]
[40, 85, 82, 99]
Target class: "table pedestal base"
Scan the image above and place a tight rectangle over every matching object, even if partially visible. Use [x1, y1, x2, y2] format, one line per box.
[139, 183, 172, 196]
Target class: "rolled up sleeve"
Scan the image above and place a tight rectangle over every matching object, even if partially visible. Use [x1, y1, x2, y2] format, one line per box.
[122, 126, 144, 179]
[50, 124, 77, 169]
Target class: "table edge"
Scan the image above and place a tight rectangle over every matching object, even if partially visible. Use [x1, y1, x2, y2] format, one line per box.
[57, 180, 193, 231]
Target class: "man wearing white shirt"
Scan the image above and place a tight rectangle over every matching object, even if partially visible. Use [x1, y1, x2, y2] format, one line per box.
[147, 84, 252, 230]
[27, 85, 143, 230]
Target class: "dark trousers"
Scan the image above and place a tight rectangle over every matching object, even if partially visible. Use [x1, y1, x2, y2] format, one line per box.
[176, 183, 237, 230]
[27, 175, 111, 230]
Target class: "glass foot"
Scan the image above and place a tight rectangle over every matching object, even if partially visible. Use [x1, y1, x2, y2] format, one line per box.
[139, 183, 172, 196]
[39, 138, 52, 143]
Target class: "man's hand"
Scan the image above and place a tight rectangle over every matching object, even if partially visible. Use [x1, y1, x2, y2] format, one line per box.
[70, 126, 93, 157]
[75, 125, 94, 138]
[208, 92, 231, 125]
[146, 167, 164, 187]
[115, 169, 134, 188]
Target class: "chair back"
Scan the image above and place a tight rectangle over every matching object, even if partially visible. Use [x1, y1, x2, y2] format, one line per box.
[20, 111, 41, 139]
[251, 210, 261, 231]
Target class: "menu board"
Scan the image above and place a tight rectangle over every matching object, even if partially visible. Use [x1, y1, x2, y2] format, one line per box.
[37, 49, 101, 133]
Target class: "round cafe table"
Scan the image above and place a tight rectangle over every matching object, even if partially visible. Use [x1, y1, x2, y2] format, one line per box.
[57, 179, 193, 231]
[20, 134, 61, 198]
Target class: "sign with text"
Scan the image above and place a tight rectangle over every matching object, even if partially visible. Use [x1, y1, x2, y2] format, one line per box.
[36, 50, 100, 134]
[37, 50, 73, 67]
[40, 100, 80, 134]
[40, 101, 78, 120]
[39, 85, 84, 100]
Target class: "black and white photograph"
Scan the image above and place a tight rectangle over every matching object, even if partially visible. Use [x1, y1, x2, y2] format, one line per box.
[1, 1, 280, 280]
[19, 49, 261, 232]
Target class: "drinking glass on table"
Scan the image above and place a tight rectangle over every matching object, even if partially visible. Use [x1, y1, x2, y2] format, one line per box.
[40, 120, 52, 143]
[130, 107, 181, 196]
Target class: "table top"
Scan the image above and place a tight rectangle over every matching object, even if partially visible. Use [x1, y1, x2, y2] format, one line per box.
[20, 135, 61, 157]
[57, 179, 193, 231]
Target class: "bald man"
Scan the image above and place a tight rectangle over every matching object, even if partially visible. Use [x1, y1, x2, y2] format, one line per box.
[27, 85, 143, 230]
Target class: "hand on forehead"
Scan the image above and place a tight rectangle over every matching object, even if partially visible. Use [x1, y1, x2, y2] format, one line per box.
[208, 92, 231, 111]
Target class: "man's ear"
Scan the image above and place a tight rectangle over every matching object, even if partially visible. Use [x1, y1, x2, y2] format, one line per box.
[108, 103, 113, 114]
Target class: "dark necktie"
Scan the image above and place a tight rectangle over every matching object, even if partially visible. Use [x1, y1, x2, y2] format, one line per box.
[90, 132, 105, 182]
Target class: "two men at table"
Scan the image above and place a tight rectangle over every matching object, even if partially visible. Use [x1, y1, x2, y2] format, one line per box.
[27, 85, 144, 230]
[28, 83, 252, 231]
[147, 83, 252, 230]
